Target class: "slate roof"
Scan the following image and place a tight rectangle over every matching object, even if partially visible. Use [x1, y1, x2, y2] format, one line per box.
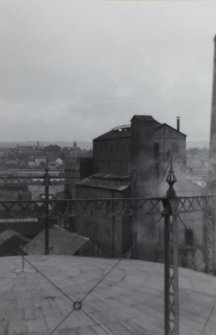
[0, 229, 28, 256]
[155, 123, 186, 137]
[23, 225, 90, 255]
[76, 173, 130, 192]
[94, 126, 131, 141]
[94, 115, 185, 141]
[0, 229, 28, 243]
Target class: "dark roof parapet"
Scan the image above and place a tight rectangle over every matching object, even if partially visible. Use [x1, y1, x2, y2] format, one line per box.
[131, 115, 156, 122]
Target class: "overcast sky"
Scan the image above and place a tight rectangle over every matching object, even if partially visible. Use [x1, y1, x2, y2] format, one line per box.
[0, 0, 216, 144]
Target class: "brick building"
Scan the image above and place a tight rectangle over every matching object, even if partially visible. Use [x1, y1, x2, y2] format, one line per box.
[75, 115, 187, 258]
[93, 115, 186, 194]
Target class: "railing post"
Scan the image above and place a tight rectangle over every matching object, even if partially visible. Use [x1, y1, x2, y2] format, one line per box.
[162, 157, 179, 335]
[112, 215, 115, 258]
[111, 193, 116, 258]
[163, 208, 170, 335]
[212, 211, 216, 274]
[132, 232, 138, 259]
[205, 208, 216, 274]
[44, 166, 50, 255]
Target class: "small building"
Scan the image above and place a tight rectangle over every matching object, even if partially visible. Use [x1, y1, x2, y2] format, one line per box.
[35, 157, 47, 167]
[76, 173, 131, 257]
[0, 217, 44, 239]
[0, 229, 28, 256]
[23, 225, 97, 256]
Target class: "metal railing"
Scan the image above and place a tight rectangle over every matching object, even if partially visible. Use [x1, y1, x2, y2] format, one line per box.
[1, 172, 216, 335]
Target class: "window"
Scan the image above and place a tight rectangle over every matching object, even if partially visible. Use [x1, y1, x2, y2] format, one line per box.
[94, 142, 98, 153]
[185, 229, 193, 246]
[172, 143, 179, 153]
[154, 143, 160, 156]
[154, 143, 160, 178]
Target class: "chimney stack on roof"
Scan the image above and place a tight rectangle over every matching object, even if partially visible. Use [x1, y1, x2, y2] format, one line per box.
[176, 116, 180, 132]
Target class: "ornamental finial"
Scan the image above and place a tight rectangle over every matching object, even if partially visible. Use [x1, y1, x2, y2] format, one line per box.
[166, 154, 177, 198]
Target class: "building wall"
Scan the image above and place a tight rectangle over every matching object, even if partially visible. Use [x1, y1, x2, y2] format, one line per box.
[93, 120, 186, 187]
[93, 137, 130, 175]
[64, 156, 80, 198]
[77, 116, 188, 262]
[154, 125, 186, 179]
[80, 157, 93, 179]
[130, 116, 187, 261]
[155, 210, 204, 270]
[130, 118, 186, 198]
[75, 184, 132, 257]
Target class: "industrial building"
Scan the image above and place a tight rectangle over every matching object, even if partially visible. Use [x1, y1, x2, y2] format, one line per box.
[92, 115, 186, 192]
[77, 115, 186, 199]
[75, 115, 188, 259]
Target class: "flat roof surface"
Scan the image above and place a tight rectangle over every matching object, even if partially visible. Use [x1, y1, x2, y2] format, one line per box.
[0, 255, 215, 334]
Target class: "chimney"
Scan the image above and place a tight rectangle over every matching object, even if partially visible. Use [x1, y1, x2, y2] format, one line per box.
[130, 115, 158, 197]
[209, 35, 216, 190]
[176, 116, 180, 132]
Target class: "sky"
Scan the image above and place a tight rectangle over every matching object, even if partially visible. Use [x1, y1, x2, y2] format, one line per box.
[0, 0, 216, 144]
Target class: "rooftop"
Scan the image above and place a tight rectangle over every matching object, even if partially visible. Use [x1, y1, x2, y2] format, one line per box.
[77, 173, 129, 192]
[0, 255, 215, 334]
[94, 115, 186, 141]
[23, 225, 90, 255]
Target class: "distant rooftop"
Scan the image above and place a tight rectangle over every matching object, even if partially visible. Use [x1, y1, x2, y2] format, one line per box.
[23, 225, 90, 255]
[77, 173, 129, 191]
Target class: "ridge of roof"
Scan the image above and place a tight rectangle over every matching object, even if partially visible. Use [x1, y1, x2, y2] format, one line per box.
[131, 115, 157, 122]
[94, 116, 187, 141]
[155, 123, 187, 137]
[94, 127, 131, 141]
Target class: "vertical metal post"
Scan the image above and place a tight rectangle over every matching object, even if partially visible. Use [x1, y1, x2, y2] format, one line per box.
[132, 232, 138, 259]
[164, 211, 170, 335]
[205, 209, 216, 274]
[213, 212, 216, 274]
[44, 166, 50, 255]
[111, 194, 115, 258]
[171, 203, 180, 335]
[21, 254, 25, 272]
[112, 215, 115, 257]
[163, 156, 179, 335]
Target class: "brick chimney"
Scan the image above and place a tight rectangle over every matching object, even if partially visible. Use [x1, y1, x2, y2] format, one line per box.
[130, 115, 160, 260]
[176, 116, 180, 132]
[209, 35, 216, 191]
[130, 115, 159, 197]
